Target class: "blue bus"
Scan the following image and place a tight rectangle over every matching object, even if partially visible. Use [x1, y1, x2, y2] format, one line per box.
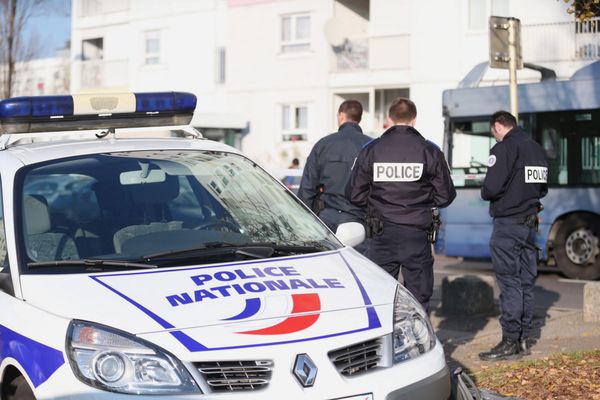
[435, 60, 600, 280]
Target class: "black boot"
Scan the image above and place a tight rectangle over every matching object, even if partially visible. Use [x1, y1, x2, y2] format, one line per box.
[478, 338, 520, 361]
[518, 338, 531, 356]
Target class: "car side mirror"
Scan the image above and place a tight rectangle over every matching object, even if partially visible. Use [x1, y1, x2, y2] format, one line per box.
[335, 222, 366, 248]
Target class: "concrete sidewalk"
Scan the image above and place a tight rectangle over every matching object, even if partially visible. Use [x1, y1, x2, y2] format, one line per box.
[430, 302, 600, 371]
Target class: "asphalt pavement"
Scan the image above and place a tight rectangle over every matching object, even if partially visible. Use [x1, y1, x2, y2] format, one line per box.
[429, 256, 600, 372]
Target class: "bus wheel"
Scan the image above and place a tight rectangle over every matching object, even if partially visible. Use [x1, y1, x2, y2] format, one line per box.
[554, 214, 600, 280]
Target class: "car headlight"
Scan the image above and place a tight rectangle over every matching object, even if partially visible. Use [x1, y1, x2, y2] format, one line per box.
[66, 320, 200, 395]
[392, 285, 436, 363]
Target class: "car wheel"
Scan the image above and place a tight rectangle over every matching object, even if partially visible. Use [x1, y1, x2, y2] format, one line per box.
[554, 213, 600, 280]
[6, 376, 36, 400]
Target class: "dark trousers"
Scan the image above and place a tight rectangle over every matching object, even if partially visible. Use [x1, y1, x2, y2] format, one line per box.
[490, 217, 538, 341]
[363, 222, 433, 312]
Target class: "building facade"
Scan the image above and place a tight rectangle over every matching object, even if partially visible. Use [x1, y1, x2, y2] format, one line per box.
[2, 48, 70, 98]
[69, 0, 600, 170]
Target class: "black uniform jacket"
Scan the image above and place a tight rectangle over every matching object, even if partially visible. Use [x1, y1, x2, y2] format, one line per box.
[346, 125, 456, 229]
[482, 127, 549, 218]
[298, 122, 372, 216]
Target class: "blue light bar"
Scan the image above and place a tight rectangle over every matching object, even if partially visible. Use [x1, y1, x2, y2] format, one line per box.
[0, 92, 197, 133]
[135, 92, 196, 113]
[0, 92, 196, 119]
[0, 95, 74, 118]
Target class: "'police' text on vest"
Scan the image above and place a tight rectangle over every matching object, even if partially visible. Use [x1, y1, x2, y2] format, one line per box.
[373, 163, 424, 182]
[524, 166, 548, 183]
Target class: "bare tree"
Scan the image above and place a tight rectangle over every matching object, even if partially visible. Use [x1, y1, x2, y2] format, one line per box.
[560, 0, 600, 21]
[0, 0, 47, 98]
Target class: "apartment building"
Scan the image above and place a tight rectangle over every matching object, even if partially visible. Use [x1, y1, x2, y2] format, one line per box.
[70, 0, 246, 147]
[3, 48, 70, 97]
[70, 0, 600, 170]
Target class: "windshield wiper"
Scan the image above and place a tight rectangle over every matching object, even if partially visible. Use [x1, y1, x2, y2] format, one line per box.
[27, 258, 158, 270]
[140, 241, 332, 263]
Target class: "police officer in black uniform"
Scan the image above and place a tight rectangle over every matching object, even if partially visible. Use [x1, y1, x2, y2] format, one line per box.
[479, 111, 548, 361]
[346, 97, 456, 312]
[298, 100, 371, 232]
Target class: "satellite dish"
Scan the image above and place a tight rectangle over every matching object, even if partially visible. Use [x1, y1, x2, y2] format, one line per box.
[324, 18, 346, 46]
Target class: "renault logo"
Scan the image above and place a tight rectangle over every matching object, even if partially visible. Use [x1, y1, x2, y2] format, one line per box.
[293, 353, 317, 387]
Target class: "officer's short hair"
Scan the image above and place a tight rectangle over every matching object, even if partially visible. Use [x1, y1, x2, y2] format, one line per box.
[490, 111, 517, 128]
[388, 97, 417, 123]
[338, 100, 363, 123]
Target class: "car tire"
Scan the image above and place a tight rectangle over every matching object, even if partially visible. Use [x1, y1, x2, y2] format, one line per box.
[554, 213, 600, 280]
[5, 375, 36, 400]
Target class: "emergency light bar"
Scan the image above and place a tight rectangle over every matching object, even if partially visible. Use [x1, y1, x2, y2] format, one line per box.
[0, 92, 197, 134]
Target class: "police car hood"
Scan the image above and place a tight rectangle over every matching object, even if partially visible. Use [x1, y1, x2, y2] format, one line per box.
[20, 249, 396, 350]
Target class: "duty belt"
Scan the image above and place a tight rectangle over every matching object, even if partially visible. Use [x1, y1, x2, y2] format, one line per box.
[522, 214, 537, 227]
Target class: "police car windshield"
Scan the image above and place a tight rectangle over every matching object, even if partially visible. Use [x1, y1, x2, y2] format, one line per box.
[17, 150, 340, 272]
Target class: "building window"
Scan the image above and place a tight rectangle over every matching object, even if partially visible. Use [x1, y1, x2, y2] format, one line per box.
[80, 0, 129, 17]
[82, 38, 103, 61]
[145, 30, 161, 65]
[216, 47, 226, 84]
[281, 13, 311, 53]
[282, 104, 308, 141]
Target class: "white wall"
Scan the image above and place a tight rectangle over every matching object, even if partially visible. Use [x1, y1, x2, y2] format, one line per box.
[227, 0, 333, 168]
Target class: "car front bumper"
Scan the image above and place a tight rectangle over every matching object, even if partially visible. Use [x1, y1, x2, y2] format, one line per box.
[36, 339, 451, 400]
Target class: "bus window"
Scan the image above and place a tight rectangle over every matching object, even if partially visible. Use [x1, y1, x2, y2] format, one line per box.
[449, 120, 494, 187]
[538, 109, 600, 186]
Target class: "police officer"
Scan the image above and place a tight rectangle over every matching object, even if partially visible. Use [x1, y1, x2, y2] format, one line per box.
[298, 100, 371, 232]
[479, 111, 548, 361]
[346, 97, 456, 312]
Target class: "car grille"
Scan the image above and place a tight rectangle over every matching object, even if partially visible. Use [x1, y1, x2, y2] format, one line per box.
[328, 338, 383, 376]
[194, 360, 273, 392]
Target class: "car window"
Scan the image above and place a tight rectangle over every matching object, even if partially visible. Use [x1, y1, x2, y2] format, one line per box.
[17, 151, 339, 270]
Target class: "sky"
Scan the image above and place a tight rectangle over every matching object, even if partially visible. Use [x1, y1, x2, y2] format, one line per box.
[27, 0, 71, 59]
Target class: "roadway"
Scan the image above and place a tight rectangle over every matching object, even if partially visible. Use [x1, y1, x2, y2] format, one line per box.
[431, 256, 588, 311]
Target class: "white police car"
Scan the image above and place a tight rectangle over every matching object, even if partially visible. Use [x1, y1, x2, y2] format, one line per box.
[0, 92, 451, 399]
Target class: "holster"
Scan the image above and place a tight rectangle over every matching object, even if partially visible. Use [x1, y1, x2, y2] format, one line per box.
[312, 198, 325, 215]
[311, 184, 326, 215]
[365, 215, 384, 238]
[523, 214, 539, 232]
[427, 208, 442, 244]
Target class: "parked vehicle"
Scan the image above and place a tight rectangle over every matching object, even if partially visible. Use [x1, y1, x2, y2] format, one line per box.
[436, 61, 600, 280]
[0, 92, 453, 399]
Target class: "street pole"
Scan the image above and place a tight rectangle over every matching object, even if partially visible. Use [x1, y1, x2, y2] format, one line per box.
[508, 19, 519, 121]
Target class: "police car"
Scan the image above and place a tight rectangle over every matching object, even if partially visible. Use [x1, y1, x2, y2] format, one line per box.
[0, 92, 452, 399]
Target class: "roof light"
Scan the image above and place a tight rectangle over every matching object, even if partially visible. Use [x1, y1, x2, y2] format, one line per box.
[135, 92, 196, 113]
[0, 95, 74, 118]
[0, 92, 197, 134]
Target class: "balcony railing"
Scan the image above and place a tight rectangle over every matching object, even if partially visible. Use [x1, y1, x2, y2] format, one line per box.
[332, 34, 410, 72]
[522, 17, 600, 63]
[80, 60, 128, 89]
[79, 0, 130, 17]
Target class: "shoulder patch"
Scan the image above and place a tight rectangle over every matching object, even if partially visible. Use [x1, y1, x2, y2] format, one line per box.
[488, 155, 497, 167]
[361, 138, 378, 149]
[425, 139, 441, 150]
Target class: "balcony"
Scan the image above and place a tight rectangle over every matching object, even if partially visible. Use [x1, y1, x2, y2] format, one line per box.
[331, 34, 410, 72]
[79, 0, 130, 17]
[80, 60, 128, 90]
[522, 17, 600, 63]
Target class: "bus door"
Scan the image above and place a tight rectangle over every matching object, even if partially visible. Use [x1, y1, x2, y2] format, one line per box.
[440, 119, 495, 258]
[536, 109, 600, 278]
